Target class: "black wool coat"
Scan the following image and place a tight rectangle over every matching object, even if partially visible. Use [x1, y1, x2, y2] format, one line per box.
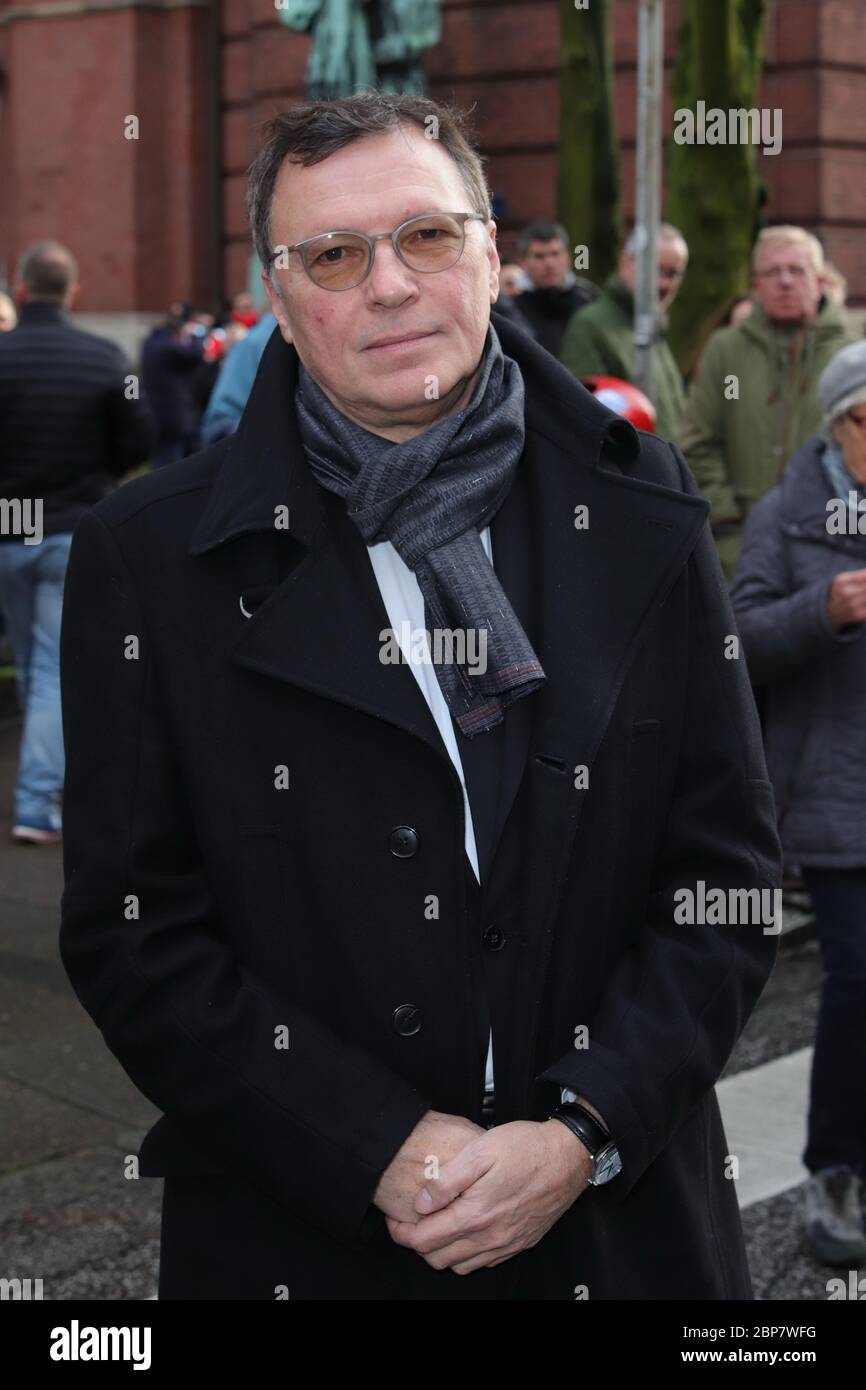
[59, 312, 782, 1300]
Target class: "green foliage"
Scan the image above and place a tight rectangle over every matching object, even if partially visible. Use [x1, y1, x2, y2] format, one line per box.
[665, 0, 767, 374]
[558, 0, 621, 286]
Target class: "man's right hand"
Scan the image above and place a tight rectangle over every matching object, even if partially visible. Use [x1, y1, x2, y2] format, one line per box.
[827, 568, 866, 629]
[373, 1110, 485, 1224]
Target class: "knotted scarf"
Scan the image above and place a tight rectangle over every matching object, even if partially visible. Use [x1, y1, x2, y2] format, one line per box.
[294, 322, 546, 735]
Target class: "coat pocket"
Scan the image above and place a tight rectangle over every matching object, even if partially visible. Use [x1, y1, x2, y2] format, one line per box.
[239, 824, 288, 940]
[624, 720, 662, 908]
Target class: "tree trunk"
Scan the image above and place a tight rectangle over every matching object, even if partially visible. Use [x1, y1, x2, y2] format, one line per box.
[665, 0, 767, 375]
[558, 0, 620, 287]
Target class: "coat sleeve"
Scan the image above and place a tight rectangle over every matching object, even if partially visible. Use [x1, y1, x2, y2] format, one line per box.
[729, 488, 866, 686]
[537, 442, 782, 1203]
[677, 333, 742, 525]
[59, 508, 432, 1249]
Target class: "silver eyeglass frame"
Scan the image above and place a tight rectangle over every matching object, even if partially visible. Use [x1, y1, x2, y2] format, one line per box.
[267, 211, 488, 291]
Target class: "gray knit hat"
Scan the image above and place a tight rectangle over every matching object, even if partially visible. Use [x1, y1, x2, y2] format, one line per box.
[819, 340, 866, 428]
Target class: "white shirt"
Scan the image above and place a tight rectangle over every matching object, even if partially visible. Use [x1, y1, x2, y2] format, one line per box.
[367, 528, 496, 1095]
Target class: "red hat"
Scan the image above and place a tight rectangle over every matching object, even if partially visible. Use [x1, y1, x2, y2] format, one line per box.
[581, 376, 657, 433]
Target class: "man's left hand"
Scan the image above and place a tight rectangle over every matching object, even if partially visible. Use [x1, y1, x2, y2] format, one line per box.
[384, 1119, 591, 1275]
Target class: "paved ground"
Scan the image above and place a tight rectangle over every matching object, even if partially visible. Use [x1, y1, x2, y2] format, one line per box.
[0, 715, 161, 1300]
[0, 711, 861, 1301]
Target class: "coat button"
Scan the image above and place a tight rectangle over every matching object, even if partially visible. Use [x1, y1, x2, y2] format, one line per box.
[392, 1004, 422, 1036]
[389, 826, 419, 858]
[482, 924, 506, 952]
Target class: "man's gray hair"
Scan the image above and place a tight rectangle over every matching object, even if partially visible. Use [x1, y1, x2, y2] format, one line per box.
[517, 221, 570, 256]
[751, 225, 824, 276]
[622, 222, 689, 261]
[17, 239, 78, 298]
[246, 91, 493, 279]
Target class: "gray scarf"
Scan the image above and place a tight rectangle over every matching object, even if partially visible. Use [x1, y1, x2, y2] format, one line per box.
[294, 323, 545, 736]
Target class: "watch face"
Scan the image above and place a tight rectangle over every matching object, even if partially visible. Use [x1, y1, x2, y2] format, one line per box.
[593, 1144, 623, 1185]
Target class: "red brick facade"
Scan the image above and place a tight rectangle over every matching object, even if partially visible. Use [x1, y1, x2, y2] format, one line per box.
[1, 0, 865, 314]
[0, 0, 216, 313]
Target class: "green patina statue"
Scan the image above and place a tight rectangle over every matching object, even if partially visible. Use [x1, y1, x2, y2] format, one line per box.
[277, 0, 441, 99]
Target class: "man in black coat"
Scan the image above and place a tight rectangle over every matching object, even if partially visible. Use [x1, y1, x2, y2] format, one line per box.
[59, 93, 782, 1301]
[0, 239, 154, 841]
[511, 220, 598, 357]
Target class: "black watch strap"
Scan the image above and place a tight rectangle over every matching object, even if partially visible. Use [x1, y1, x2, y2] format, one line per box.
[551, 1102, 610, 1155]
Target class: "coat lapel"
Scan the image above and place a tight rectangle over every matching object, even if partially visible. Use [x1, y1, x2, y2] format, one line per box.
[189, 324, 457, 770]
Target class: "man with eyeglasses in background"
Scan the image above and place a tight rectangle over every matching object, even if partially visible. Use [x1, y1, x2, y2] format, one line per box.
[679, 225, 856, 583]
[559, 222, 689, 440]
[59, 92, 780, 1301]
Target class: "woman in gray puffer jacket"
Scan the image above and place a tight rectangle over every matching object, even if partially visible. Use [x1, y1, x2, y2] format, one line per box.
[731, 339, 866, 1268]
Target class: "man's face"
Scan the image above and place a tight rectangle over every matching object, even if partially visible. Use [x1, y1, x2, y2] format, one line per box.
[656, 242, 687, 311]
[618, 240, 687, 310]
[752, 241, 821, 325]
[263, 125, 499, 441]
[499, 264, 525, 297]
[521, 238, 570, 290]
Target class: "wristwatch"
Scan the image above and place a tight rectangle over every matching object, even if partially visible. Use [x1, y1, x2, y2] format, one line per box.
[550, 1101, 623, 1186]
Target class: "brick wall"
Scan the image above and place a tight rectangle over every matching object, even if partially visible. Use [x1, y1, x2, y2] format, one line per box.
[0, 0, 216, 313]
[1, 0, 864, 314]
[221, 0, 866, 305]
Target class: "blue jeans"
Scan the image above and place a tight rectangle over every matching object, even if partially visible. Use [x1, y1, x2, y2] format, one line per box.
[0, 533, 72, 827]
[800, 866, 866, 1177]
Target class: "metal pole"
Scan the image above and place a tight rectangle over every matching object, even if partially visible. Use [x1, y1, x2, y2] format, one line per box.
[633, 0, 664, 402]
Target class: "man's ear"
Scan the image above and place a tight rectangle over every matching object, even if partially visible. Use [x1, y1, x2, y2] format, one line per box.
[262, 269, 294, 344]
[487, 221, 501, 304]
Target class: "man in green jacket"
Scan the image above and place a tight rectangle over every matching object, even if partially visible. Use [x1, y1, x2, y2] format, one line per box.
[678, 225, 856, 581]
[559, 223, 689, 440]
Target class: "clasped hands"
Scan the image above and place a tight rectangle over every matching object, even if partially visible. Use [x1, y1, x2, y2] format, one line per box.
[372, 1106, 594, 1276]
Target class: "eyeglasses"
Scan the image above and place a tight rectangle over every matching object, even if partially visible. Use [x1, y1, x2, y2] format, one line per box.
[268, 211, 487, 292]
[754, 264, 809, 280]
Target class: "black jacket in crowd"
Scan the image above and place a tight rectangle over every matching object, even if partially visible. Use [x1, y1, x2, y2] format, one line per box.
[58, 311, 782, 1300]
[0, 300, 155, 540]
[140, 326, 205, 443]
[513, 280, 598, 357]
